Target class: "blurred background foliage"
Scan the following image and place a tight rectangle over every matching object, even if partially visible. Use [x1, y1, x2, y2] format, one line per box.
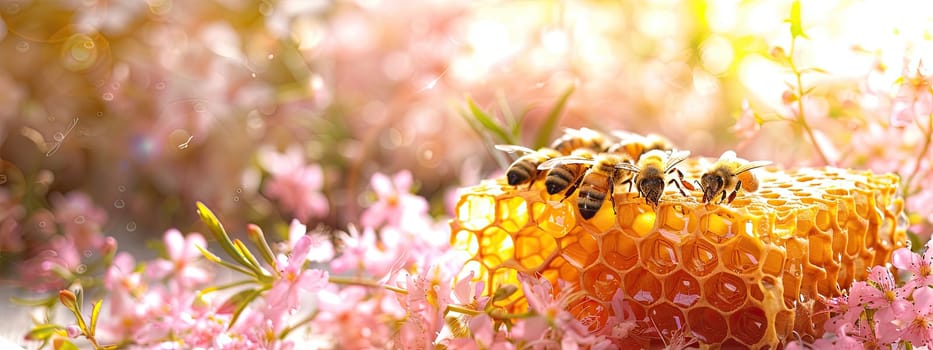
[1, 0, 931, 242]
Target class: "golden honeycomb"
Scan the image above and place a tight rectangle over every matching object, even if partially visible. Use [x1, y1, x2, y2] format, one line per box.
[449, 158, 908, 348]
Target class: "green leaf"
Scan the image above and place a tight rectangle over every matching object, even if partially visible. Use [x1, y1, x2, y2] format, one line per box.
[222, 289, 263, 329]
[800, 67, 829, 75]
[233, 239, 268, 277]
[532, 85, 575, 149]
[788, 0, 808, 39]
[196, 202, 252, 268]
[25, 324, 63, 341]
[246, 224, 278, 268]
[89, 299, 102, 337]
[466, 96, 513, 145]
[195, 244, 257, 277]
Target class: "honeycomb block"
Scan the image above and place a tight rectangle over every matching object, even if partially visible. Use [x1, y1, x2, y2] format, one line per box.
[449, 159, 908, 348]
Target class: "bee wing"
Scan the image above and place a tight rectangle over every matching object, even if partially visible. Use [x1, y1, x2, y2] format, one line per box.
[610, 130, 646, 143]
[494, 144, 536, 155]
[537, 157, 595, 170]
[733, 160, 773, 175]
[719, 150, 738, 161]
[614, 162, 641, 173]
[664, 150, 691, 172]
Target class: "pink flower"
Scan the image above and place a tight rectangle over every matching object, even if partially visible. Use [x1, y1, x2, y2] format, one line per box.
[50, 192, 107, 251]
[731, 100, 761, 144]
[285, 219, 334, 263]
[147, 229, 210, 289]
[311, 286, 393, 348]
[517, 274, 596, 346]
[892, 241, 933, 291]
[17, 235, 81, 292]
[891, 287, 933, 347]
[259, 146, 329, 222]
[329, 225, 395, 276]
[890, 64, 933, 128]
[361, 171, 429, 230]
[393, 264, 456, 347]
[267, 235, 329, 316]
[602, 290, 639, 341]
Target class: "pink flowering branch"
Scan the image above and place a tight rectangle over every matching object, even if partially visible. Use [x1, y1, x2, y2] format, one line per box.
[780, 1, 833, 167]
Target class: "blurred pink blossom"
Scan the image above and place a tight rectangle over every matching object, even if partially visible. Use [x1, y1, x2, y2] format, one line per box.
[286, 219, 334, 263]
[259, 146, 330, 222]
[267, 235, 329, 317]
[890, 65, 933, 128]
[50, 192, 108, 251]
[146, 229, 210, 289]
[17, 235, 81, 293]
[361, 171, 429, 230]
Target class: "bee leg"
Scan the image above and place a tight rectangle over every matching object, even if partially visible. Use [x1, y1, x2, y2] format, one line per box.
[622, 178, 634, 193]
[668, 178, 688, 197]
[608, 179, 617, 215]
[726, 180, 742, 204]
[561, 174, 585, 203]
[675, 169, 694, 191]
[718, 190, 726, 204]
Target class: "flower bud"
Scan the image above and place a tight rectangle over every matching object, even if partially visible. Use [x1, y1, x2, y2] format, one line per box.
[782, 90, 798, 104]
[59, 290, 78, 311]
[770, 46, 787, 61]
[65, 325, 80, 338]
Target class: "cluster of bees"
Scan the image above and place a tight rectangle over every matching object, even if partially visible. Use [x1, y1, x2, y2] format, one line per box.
[496, 128, 772, 219]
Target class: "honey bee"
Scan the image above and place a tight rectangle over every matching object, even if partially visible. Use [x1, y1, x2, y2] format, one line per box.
[572, 153, 636, 219]
[697, 150, 772, 204]
[550, 127, 610, 155]
[608, 131, 676, 161]
[617, 149, 694, 207]
[495, 145, 562, 187]
[537, 149, 596, 196]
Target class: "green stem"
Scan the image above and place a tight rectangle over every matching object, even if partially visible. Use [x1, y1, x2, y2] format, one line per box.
[902, 112, 933, 199]
[788, 37, 831, 166]
[279, 310, 318, 339]
[328, 275, 408, 294]
[445, 304, 483, 317]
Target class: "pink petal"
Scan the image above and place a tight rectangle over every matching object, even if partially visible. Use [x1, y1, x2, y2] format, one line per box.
[290, 235, 312, 266]
[288, 219, 307, 246]
[370, 173, 394, 198]
[892, 247, 919, 272]
[393, 171, 413, 192]
[163, 229, 185, 261]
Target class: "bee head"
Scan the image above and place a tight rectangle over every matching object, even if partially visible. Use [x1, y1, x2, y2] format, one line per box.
[639, 177, 665, 207]
[700, 173, 724, 203]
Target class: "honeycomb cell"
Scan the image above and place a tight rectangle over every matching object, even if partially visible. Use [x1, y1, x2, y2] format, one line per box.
[722, 235, 763, 274]
[560, 229, 599, 268]
[705, 272, 747, 312]
[458, 194, 496, 230]
[688, 306, 728, 343]
[569, 297, 609, 332]
[665, 270, 701, 307]
[641, 234, 679, 275]
[702, 212, 736, 243]
[682, 238, 718, 276]
[451, 230, 479, 256]
[515, 233, 557, 270]
[648, 302, 686, 341]
[632, 210, 657, 237]
[582, 264, 621, 301]
[659, 205, 688, 232]
[730, 306, 768, 346]
[498, 196, 529, 232]
[450, 157, 909, 347]
[535, 200, 576, 238]
[479, 227, 514, 268]
[624, 267, 662, 305]
[602, 230, 639, 272]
